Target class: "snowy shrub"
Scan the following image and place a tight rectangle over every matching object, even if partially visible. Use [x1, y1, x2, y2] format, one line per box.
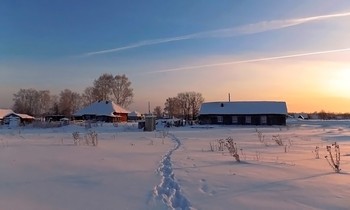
[72, 132, 80, 145]
[85, 131, 98, 146]
[314, 146, 320, 159]
[225, 137, 240, 162]
[72, 131, 98, 146]
[257, 130, 263, 142]
[218, 139, 225, 151]
[256, 130, 268, 146]
[324, 142, 341, 173]
[209, 139, 225, 152]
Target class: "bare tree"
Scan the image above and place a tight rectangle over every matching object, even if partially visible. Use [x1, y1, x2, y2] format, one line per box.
[164, 92, 204, 120]
[12, 88, 51, 116]
[112, 74, 134, 108]
[164, 97, 182, 118]
[93, 73, 115, 101]
[153, 106, 163, 119]
[82, 86, 99, 107]
[49, 95, 60, 115]
[36, 90, 51, 116]
[177, 92, 191, 120]
[12, 88, 36, 115]
[189, 92, 204, 120]
[90, 74, 134, 107]
[58, 89, 82, 116]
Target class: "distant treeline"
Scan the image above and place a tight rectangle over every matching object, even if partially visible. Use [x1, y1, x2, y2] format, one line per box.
[289, 111, 350, 120]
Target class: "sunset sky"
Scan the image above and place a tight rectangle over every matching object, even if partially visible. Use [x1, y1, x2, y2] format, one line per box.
[1, 0, 350, 113]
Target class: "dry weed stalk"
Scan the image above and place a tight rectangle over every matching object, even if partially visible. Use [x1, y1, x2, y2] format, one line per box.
[225, 137, 240, 162]
[325, 142, 341, 173]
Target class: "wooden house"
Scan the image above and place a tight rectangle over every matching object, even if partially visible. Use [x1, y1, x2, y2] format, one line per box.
[198, 101, 288, 126]
[3, 113, 35, 126]
[74, 100, 129, 122]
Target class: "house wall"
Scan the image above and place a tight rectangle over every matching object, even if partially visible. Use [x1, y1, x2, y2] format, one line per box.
[78, 113, 128, 123]
[3, 114, 34, 126]
[199, 114, 286, 126]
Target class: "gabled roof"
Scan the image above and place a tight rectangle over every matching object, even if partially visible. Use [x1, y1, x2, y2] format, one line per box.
[74, 100, 130, 117]
[0, 109, 14, 119]
[199, 101, 288, 115]
[16, 113, 35, 119]
[4, 113, 35, 119]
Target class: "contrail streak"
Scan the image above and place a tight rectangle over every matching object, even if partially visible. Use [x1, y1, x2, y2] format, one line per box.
[82, 11, 350, 56]
[141, 48, 350, 74]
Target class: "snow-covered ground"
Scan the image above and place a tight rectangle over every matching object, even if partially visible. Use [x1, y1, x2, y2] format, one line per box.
[0, 120, 349, 210]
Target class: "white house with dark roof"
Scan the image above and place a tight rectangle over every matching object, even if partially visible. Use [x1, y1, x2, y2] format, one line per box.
[198, 101, 288, 126]
[74, 100, 130, 122]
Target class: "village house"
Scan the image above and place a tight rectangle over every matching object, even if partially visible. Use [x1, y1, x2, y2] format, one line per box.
[74, 100, 130, 122]
[198, 101, 288, 126]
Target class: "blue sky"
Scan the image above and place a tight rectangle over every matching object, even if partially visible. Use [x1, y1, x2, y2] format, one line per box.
[1, 0, 350, 113]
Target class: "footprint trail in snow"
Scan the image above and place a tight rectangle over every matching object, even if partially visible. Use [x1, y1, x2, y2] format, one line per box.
[153, 133, 195, 210]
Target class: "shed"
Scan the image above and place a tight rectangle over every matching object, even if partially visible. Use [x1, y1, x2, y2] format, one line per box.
[128, 111, 143, 121]
[198, 101, 288, 126]
[3, 113, 35, 125]
[74, 100, 130, 122]
[0, 109, 14, 124]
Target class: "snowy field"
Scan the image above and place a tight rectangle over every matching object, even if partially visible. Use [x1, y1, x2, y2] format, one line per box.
[0, 120, 349, 210]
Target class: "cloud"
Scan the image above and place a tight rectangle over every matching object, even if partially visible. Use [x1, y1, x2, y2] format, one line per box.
[82, 11, 350, 57]
[141, 48, 350, 74]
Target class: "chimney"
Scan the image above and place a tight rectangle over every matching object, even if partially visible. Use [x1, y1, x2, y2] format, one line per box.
[228, 93, 231, 102]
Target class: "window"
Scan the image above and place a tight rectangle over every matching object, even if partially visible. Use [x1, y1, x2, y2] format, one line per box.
[261, 116, 267, 124]
[217, 116, 223, 123]
[245, 116, 251, 124]
[232, 116, 238, 124]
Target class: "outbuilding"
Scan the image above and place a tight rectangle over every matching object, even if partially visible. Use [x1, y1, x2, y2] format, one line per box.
[128, 111, 143, 121]
[198, 101, 288, 126]
[74, 100, 130, 122]
[0, 109, 14, 125]
[3, 113, 35, 126]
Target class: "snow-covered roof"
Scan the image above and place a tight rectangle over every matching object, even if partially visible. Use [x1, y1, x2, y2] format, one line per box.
[16, 113, 35, 119]
[3, 113, 35, 119]
[199, 101, 288, 115]
[74, 100, 130, 117]
[128, 111, 142, 117]
[0, 109, 14, 119]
